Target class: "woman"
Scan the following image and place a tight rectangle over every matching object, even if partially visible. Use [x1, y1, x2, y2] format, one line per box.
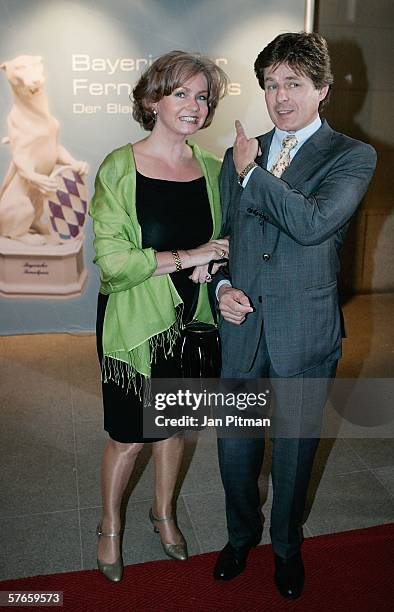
[89, 50, 228, 582]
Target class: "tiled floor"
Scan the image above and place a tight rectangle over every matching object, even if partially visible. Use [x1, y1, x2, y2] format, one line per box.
[0, 294, 393, 580]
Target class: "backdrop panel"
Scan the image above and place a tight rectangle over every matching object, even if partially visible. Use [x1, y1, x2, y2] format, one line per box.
[0, 0, 307, 334]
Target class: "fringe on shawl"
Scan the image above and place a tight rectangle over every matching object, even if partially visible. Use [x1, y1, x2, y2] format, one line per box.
[101, 304, 184, 401]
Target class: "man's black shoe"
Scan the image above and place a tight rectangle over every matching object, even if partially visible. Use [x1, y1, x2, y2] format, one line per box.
[274, 552, 305, 599]
[213, 542, 252, 581]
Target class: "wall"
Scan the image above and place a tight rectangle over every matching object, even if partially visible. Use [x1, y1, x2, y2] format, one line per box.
[316, 0, 394, 293]
[0, 0, 308, 334]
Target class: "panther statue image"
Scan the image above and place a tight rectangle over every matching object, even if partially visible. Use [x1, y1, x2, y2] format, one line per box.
[0, 55, 89, 245]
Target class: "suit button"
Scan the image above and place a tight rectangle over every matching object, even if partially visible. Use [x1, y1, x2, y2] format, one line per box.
[262, 253, 271, 261]
[263, 214, 269, 221]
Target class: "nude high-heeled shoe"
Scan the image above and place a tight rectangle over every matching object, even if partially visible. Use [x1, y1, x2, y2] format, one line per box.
[149, 508, 188, 561]
[96, 523, 124, 582]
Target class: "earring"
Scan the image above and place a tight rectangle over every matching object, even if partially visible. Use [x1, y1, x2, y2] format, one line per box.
[152, 109, 157, 122]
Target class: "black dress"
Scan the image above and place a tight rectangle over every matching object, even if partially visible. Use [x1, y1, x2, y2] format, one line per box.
[96, 171, 213, 443]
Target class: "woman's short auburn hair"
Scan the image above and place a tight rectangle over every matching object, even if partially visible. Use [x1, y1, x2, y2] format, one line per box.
[132, 50, 228, 131]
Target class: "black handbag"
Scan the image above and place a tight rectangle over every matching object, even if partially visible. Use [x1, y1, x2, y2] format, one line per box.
[180, 271, 221, 378]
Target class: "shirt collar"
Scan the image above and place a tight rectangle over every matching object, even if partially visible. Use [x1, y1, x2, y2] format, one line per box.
[273, 115, 322, 148]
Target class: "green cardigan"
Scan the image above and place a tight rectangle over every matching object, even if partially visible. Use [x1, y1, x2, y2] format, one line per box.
[89, 141, 222, 386]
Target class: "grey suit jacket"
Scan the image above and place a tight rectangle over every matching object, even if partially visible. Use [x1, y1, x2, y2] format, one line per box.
[218, 120, 377, 377]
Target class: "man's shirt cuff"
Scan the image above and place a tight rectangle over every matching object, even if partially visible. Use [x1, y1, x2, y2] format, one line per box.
[241, 165, 258, 188]
[216, 279, 232, 299]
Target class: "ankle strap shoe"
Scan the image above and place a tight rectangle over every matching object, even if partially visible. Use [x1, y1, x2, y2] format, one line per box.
[149, 508, 188, 561]
[96, 522, 123, 582]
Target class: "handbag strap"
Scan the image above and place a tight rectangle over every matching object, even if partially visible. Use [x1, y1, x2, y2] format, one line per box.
[184, 266, 218, 326]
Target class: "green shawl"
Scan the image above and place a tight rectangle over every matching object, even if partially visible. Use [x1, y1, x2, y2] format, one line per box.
[89, 141, 222, 387]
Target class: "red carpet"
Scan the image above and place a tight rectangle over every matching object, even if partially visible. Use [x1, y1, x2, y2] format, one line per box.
[1, 523, 393, 612]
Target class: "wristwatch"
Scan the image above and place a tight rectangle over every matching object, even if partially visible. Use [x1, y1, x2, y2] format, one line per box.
[237, 161, 258, 186]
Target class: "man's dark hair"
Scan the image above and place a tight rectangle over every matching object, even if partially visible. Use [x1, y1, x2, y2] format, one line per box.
[254, 32, 333, 110]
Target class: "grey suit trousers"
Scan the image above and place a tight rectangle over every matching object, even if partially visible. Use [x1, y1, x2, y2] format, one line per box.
[218, 325, 337, 559]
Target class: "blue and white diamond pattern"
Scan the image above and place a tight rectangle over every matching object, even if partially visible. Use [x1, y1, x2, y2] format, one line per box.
[45, 167, 88, 241]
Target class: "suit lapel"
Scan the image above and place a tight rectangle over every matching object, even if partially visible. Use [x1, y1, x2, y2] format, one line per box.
[257, 130, 274, 169]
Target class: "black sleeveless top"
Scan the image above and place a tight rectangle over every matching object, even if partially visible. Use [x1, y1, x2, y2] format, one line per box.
[135, 171, 213, 321]
[95, 170, 214, 442]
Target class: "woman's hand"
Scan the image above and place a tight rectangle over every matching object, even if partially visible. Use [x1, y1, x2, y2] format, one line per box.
[189, 261, 227, 284]
[153, 237, 229, 277]
[184, 237, 229, 268]
[188, 235, 230, 283]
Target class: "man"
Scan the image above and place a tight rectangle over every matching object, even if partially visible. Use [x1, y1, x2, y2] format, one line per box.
[213, 32, 376, 599]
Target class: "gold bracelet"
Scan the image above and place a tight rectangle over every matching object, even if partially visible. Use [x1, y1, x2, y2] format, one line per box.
[171, 250, 182, 272]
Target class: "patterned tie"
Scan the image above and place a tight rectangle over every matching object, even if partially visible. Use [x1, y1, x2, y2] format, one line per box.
[270, 134, 298, 177]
